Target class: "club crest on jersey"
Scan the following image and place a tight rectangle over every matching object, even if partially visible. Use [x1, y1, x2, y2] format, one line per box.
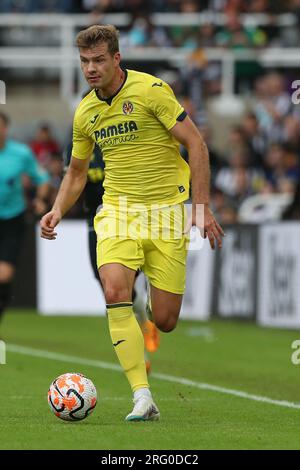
[122, 101, 134, 115]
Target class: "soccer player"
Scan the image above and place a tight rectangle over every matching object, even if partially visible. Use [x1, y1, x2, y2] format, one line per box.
[64, 129, 160, 372]
[40, 25, 224, 422]
[0, 112, 49, 324]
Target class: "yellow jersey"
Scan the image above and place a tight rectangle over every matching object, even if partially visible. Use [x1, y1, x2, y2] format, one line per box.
[72, 69, 190, 209]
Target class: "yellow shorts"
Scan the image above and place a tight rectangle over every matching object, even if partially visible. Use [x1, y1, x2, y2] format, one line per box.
[94, 203, 189, 294]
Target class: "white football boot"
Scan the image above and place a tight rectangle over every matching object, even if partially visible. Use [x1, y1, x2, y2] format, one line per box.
[125, 395, 160, 422]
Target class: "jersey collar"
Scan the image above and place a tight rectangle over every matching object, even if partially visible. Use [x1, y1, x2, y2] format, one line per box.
[95, 69, 128, 106]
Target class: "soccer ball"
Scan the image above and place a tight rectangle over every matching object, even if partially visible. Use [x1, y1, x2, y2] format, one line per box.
[48, 372, 97, 421]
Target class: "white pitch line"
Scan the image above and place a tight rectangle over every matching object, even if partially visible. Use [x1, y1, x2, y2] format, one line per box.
[7, 343, 300, 410]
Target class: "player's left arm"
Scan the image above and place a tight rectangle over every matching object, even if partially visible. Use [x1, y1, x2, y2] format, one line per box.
[170, 116, 224, 249]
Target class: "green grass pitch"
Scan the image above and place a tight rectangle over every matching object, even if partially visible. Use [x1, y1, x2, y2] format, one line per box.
[1, 310, 300, 450]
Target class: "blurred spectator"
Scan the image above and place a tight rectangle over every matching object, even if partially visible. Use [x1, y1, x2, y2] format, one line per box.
[216, 13, 267, 49]
[207, 0, 231, 12]
[263, 143, 300, 193]
[215, 12, 267, 90]
[214, 146, 266, 212]
[199, 23, 217, 48]
[179, 0, 201, 13]
[127, 16, 150, 47]
[180, 49, 208, 125]
[254, 73, 292, 142]
[241, 112, 267, 165]
[211, 188, 239, 223]
[130, 15, 166, 47]
[218, 205, 239, 223]
[30, 124, 60, 167]
[227, 126, 248, 157]
[47, 153, 64, 207]
[247, 0, 270, 13]
[211, 188, 228, 214]
[253, 73, 292, 144]
[281, 115, 300, 151]
[224, 0, 247, 14]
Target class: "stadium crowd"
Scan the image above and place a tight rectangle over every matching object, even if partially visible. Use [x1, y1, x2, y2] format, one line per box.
[16, 69, 299, 224]
[0, 0, 298, 14]
[1, 1, 300, 223]
[2, 0, 300, 50]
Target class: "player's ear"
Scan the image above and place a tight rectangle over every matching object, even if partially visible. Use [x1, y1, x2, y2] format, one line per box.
[114, 52, 121, 66]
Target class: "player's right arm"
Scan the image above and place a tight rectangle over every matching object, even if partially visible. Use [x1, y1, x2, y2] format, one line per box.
[40, 155, 90, 240]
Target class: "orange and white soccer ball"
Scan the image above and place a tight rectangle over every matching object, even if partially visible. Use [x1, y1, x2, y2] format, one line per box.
[48, 372, 97, 421]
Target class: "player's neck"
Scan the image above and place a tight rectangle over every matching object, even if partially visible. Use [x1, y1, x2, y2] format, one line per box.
[0, 138, 6, 149]
[98, 68, 125, 100]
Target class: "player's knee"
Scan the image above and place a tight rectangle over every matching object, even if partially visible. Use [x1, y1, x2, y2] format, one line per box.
[100, 270, 132, 303]
[103, 286, 131, 304]
[155, 317, 177, 333]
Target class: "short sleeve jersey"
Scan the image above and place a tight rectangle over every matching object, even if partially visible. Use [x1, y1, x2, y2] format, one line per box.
[72, 69, 190, 209]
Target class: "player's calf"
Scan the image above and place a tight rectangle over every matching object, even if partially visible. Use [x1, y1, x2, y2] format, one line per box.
[149, 285, 182, 332]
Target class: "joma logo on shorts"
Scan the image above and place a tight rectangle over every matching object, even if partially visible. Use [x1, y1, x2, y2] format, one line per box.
[94, 121, 138, 141]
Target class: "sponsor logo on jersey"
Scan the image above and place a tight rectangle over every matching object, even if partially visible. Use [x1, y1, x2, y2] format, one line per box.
[94, 121, 138, 141]
[152, 82, 163, 87]
[122, 101, 134, 115]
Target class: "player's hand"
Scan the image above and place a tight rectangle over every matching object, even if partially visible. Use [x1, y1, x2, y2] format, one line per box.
[201, 205, 224, 249]
[186, 204, 225, 250]
[40, 210, 62, 240]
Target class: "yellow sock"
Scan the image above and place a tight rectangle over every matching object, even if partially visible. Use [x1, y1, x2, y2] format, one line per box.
[106, 302, 149, 393]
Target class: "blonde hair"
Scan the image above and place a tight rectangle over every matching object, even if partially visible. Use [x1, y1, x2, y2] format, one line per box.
[76, 24, 119, 56]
